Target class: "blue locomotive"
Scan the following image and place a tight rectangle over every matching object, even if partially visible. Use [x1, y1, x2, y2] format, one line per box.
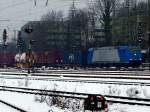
[64, 46, 142, 67]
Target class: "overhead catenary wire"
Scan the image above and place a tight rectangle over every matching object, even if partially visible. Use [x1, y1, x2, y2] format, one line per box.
[0, 0, 58, 17]
[0, 0, 88, 30]
[0, 4, 70, 30]
[0, 0, 127, 22]
[0, 0, 30, 12]
[0, 0, 88, 19]
[0, 0, 79, 19]
[3, 0, 87, 21]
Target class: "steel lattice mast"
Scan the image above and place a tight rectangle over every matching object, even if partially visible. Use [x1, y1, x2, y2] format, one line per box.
[148, 0, 150, 70]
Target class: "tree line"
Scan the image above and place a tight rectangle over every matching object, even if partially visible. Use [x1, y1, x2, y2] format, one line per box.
[20, 0, 149, 52]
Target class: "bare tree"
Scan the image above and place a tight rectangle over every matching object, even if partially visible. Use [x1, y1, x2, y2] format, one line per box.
[41, 10, 63, 22]
[30, 10, 64, 51]
[90, 0, 118, 45]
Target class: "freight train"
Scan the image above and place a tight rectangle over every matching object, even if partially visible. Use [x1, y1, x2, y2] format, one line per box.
[13, 46, 142, 68]
[0, 42, 142, 68]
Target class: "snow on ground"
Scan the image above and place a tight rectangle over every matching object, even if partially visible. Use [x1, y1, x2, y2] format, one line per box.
[109, 103, 150, 112]
[0, 75, 150, 99]
[0, 91, 52, 112]
[0, 102, 19, 112]
[0, 72, 150, 111]
[0, 91, 150, 112]
[0, 91, 84, 112]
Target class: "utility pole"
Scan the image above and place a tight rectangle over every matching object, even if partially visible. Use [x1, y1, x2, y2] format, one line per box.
[126, 0, 130, 40]
[148, 0, 150, 70]
[112, 0, 116, 17]
[25, 25, 33, 74]
[68, 0, 77, 68]
[2, 29, 8, 68]
[71, 0, 76, 21]
[13, 29, 17, 40]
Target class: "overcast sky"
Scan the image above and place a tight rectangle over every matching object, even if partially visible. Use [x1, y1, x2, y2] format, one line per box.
[0, 0, 88, 33]
[0, 0, 89, 40]
[0, 0, 146, 39]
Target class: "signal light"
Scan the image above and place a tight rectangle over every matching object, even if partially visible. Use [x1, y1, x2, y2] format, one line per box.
[138, 38, 142, 43]
[137, 22, 143, 43]
[25, 26, 33, 34]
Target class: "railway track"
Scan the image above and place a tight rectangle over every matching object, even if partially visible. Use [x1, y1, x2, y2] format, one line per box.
[0, 71, 150, 80]
[0, 86, 150, 107]
[0, 66, 148, 74]
[106, 95, 150, 106]
[0, 99, 27, 112]
[36, 70, 150, 76]
[1, 68, 150, 75]
[0, 75, 150, 86]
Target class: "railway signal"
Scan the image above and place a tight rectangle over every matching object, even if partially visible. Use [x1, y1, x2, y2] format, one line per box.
[137, 22, 143, 43]
[148, 0, 150, 71]
[84, 95, 108, 112]
[25, 25, 33, 34]
[2, 29, 8, 68]
[17, 31, 23, 49]
[3, 29, 7, 43]
[25, 25, 33, 74]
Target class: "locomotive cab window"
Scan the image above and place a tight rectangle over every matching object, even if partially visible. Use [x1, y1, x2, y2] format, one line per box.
[129, 46, 141, 53]
[97, 101, 102, 108]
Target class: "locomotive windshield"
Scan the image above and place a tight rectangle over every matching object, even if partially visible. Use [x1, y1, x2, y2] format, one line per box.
[128, 46, 141, 53]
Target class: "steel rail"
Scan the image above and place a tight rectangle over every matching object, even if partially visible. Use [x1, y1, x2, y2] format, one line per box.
[1, 71, 150, 80]
[0, 86, 97, 99]
[105, 95, 150, 102]
[31, 73, 150, 80]
[107, 99, 150, 106]
[0, 86, 99, 96]
[0, 71, 150, 76]
[0, 75, 150, 86]
[37, 72, 150, 76]
[0, 99, 27, 112]
[0, 86, 150, 106]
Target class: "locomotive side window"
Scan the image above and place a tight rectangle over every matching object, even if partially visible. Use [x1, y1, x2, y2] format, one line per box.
[129, 46, 140, 53]
[97, 101, 102, 108]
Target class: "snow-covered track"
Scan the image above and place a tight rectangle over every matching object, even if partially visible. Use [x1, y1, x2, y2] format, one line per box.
[32, 73, 150, 80]
[1, 75, 150, 86]
[1, 71, 150, 80]
[0, 86, 97, 99]
[0, 99, 27, 112]
[1, 86, 150, 107]
[106, 95, 150, 106]
[37, 70, 150, 76]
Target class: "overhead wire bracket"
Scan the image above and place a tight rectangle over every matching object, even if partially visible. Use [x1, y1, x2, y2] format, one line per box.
[46, 0, 49, 6]
[34, 0, 36, 6]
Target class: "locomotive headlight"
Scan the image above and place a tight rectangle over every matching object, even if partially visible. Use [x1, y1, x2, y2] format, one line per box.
[134, 53, 137, 56]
